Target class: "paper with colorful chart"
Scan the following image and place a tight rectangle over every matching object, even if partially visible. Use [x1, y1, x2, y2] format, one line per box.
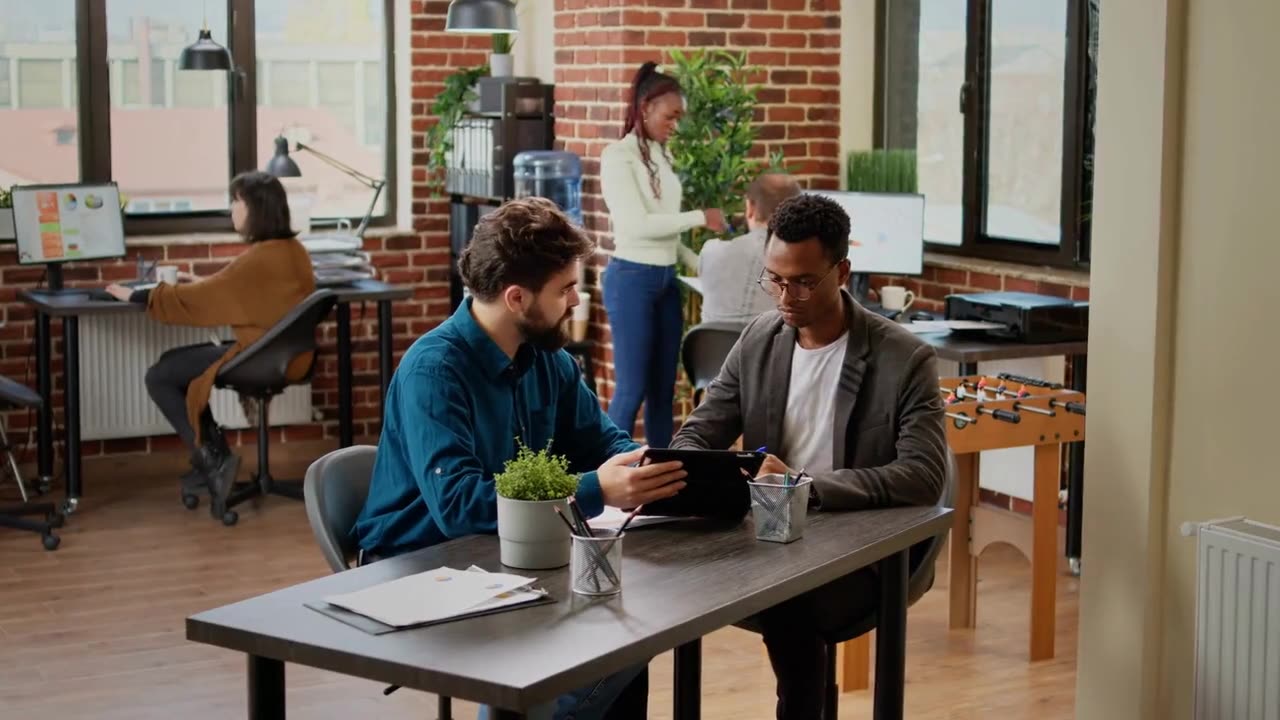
[322, 566, 540, 628]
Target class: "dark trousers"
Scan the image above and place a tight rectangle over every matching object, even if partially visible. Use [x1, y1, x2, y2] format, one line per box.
[145, 343, 228, 452]
[756, 568, 880, 720]
[601, 257, 683, 448]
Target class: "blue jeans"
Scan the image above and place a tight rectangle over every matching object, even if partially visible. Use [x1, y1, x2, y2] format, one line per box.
[477, 664, 648, 719]
[602, 257, 683, 448]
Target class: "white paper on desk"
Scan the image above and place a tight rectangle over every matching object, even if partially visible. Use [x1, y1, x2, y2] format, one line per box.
[589, 506, 683, 532]
[323, 566, 537, 628]
[902, 320, 1008, 334]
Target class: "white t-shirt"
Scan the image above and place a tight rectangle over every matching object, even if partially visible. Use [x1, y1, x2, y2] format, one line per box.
[780, 332, 848, 474]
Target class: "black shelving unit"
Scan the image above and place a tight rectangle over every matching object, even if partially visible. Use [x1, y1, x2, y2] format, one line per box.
[447, 77, 556, 311]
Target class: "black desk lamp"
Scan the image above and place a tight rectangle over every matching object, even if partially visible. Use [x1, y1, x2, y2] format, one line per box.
[266, 136, 386, 237]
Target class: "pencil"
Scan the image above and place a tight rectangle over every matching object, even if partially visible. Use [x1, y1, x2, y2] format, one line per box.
[615, 504, 644, 537]
[552, 506, 578, 535]
[567, 497, 594, 537]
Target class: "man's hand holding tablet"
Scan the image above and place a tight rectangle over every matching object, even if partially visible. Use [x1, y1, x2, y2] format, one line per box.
[597, 446, 687, 510]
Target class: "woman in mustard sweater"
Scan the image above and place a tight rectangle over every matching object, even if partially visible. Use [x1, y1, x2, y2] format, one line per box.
[599, 61, 725, 447]
[106, 171, 316, 507]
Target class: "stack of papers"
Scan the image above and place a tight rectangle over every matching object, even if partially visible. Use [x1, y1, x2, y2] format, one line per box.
[902, 319, 1008, 334]
[322, 566, 547, 628]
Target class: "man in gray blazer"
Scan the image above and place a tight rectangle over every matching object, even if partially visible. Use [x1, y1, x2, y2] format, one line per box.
[671, 193, 948, 720]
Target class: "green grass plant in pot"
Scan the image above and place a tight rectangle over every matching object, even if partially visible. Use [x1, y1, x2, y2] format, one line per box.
[494, 441, 579, 569]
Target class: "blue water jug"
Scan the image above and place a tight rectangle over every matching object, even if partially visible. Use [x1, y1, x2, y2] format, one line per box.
[512, 151, 583, 226]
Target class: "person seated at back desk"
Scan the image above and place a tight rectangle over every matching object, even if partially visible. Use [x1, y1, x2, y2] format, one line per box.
[104, 171, 316, 512]
[695, 171, 801, 324]
[670, 193, 948, 720]
[351, 197, 688, 720]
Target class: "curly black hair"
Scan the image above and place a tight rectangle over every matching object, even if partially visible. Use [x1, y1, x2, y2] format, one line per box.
[766, 193, 851, 265]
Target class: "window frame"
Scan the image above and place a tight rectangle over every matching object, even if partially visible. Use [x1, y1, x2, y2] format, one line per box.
[874, 0, 1093, 269]
[72, 0, 397, 236]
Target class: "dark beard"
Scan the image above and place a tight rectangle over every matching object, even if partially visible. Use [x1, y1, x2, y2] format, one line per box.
[517, 308, 571, 351]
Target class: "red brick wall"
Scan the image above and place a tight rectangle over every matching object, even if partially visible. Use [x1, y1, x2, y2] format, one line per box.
[868, 260, 1090, 312]
[552, 0, 844, 435]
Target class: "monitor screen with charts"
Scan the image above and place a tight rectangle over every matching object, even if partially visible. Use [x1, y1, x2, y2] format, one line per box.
[807, 190, 925, 275]
[11, 183, 126, 266]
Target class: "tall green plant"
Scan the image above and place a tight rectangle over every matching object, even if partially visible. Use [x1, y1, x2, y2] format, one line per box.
[845, 149, 918, 193]
[666, 49, 782, 255]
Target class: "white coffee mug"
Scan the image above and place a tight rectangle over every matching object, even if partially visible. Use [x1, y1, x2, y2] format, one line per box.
[155, 265, 179, 285]
[879, 285, 915, 312]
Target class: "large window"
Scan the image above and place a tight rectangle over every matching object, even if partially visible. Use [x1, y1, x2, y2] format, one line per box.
[0, 0, 395, 234]
[0, 1, 81, 185]
[878, 0, 1096, 266]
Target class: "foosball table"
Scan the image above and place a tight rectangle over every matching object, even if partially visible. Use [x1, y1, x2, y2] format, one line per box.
[942, 372, 1086, 661]
[836, 372, 1087, 691]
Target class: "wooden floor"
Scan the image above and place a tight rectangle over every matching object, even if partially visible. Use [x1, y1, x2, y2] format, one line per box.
[0, 449, 1078, 719]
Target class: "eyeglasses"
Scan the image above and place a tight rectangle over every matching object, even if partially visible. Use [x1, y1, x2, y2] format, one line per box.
[757, 264, 838, 301]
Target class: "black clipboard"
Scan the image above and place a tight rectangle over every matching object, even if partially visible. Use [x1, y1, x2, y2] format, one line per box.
[634, 448, 765, 521]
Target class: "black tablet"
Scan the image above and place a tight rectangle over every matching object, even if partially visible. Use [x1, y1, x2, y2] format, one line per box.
[635, 448, 766, 521]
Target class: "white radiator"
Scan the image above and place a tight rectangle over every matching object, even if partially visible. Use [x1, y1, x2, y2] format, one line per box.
[78, 314, 314, 441]
[1183, 517, 1280, 719]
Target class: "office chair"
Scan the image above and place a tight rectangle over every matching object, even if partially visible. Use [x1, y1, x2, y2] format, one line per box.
[207, 290, 337, 526]
[734, 449, 957, 719]
[0, 375, 62, 550]
[680, 322, 746, 405]
[302, 445, 455, 720]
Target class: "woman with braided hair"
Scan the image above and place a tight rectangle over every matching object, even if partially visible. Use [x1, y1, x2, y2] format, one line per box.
[599, 61, 726, 447]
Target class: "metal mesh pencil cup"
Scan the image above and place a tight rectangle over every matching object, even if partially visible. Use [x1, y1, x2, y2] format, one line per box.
[748, 475, 813, 543]
[570, 533, 623, 595]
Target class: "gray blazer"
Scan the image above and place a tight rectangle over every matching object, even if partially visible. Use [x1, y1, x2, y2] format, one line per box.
[672, 290, 948, 511]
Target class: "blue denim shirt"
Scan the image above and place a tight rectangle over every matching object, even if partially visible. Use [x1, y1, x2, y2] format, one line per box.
[352, 298, 637, 557]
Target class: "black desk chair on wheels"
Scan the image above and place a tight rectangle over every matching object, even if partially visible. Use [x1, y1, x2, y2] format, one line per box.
[205, 290, 338, 526]
[734, 449, 957, 719]
[680, 322, 747, 405]
[0, 375, 62, 550]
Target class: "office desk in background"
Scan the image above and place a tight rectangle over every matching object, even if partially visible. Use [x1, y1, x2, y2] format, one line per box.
[188, 505, 951, 720]
[19, 279, 411, 513]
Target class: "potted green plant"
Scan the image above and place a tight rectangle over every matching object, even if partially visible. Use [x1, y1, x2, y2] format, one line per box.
[0, 186, 14, 241]
[424, 64, 488, 196]
[494, 440, 579, 569]
[490, 32, 515, 78]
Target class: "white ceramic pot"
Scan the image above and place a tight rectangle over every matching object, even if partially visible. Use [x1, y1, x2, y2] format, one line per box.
[496, 495, 572, 569]
[489, 53, 514, 78]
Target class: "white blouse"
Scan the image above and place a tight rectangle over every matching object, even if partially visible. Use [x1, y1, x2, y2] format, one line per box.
[599, 133, 705, 267]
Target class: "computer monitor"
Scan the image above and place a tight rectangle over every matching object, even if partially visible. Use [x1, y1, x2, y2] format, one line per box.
[11, 182, 126, 292]
[807, 190, 926, 275]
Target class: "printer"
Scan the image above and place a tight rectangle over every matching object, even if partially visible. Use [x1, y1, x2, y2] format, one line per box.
[944, 291, 1088, 343]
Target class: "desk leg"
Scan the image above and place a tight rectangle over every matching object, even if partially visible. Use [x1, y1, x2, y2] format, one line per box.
[378, 299, 393, 410]
[673, 638, 701, 720]
[1030, 443, 1059, 661]
[1066, 353, 1087, 574]
[948, 452, 978, 629]
[490, 711, 525, 720]
[35, 312, 53, 491]
[248, 655, 285, 719]
[336, 304, 353, 448]
[873, 549, 909, 720]
[62, 316, 81, 512]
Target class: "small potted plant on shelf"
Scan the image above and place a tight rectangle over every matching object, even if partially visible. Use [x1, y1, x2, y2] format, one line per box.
[495, 440, 579, 569]
[490, 31, 515, 78]
[0, 186, 14, 241]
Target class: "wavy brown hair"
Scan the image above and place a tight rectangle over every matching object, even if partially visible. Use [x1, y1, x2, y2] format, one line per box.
[459, 197, 595, 302]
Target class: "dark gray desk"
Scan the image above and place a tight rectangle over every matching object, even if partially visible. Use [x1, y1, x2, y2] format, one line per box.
[19, 279, 411, 512]
[187, 506, 952, 720]
[914, 330, 1089, 571]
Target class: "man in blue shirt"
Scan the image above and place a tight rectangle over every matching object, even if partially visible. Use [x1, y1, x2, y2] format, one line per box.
[353, 197, 687, 720]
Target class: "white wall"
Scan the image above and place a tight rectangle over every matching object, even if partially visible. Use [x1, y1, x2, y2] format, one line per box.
[840, 0, 878, 164]
[515, 0, 555, 84]
[1077, 0, 1280, 717]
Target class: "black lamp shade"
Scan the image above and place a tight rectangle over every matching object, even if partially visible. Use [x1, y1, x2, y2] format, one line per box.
[266, 137, 302, 177]
[178, 28, 233, 71]
[445, 0, 518, 33]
